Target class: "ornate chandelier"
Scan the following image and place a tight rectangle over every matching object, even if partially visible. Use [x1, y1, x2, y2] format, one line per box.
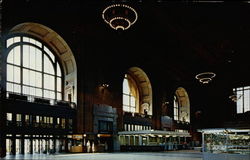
[195, 72, 216, 84]
[102, 4, 138, 30]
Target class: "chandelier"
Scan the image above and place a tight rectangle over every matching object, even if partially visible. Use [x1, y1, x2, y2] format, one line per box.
[195, 72, 216, 84]
[102, 4, 138, 30]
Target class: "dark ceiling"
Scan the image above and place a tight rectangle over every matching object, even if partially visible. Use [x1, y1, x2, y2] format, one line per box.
[3, 0, 250, 85]
[2, 0, 250, 127]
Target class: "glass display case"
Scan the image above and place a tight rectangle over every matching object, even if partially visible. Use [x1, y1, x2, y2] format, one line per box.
[199, 128, 250, 160]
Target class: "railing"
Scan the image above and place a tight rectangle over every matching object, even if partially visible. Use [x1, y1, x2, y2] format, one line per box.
[123, 111, 152, 119]
[1, 91, 77, 109]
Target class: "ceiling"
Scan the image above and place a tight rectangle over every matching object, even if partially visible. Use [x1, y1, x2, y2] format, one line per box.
[3, 0, 250, 127]
[3, 0, 250, 88]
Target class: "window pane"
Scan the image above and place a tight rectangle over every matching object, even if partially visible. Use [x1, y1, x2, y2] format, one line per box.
[29, 46, 36, 70]
[35, 49, 42, 71]
[57, 77, 61, 92]
[13, 84, 21, 93]
[44, 74, 55, 90]
[57, 63, 62, 77]
[7, 113, 12, 121]
[244, 89, 249, 112]
[123, 94, 129, 105]
[244, 86, 250, 90]
[57, 92, 62, 100]
[29, 70, 36, 87]
[23, 37, 30, 43]
[36, 88, 43, 97]
[30, 87, 36, 96]
[44, 46, 55, 62]
[50, 91, 55, 99]
[14, 66, 21, 83]
[29, 38, 36, 46]
[35, 72, 42, 88]
[35, 39, 42, 48]
[7, 38, 13, 48]
[237, 92, 243, 113]
[22, 86, 29, 95]
[44, 90, 55, 99]
[16, 114, 22, 121]
[23, 69, 29, 85]
[7, 64, 13, 82]
[44, 55, 55, 74]
[131, 96, 136, 107]
[123, 106, 129, 112]
[23, 45, 29, 68]
[7, 49, 14, 64]
[131, 107, 135, 113]
[7, 82, 13, 92]
[14, 37, 21, 43]
[14, 46, 21, 65]
[123, 78, 130, 94]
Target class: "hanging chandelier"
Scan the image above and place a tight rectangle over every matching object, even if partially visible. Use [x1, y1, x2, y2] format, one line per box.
[102, 4, 138, 30]
[195, 72, 216, 84]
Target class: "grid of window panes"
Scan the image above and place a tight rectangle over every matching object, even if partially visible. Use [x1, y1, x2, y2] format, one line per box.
[174, 96, 179, 120]
[124, 123, 151, 131]
[123, 74, 136, 113]
[234, 86, 250, 113]
[6, 36, 62, 100]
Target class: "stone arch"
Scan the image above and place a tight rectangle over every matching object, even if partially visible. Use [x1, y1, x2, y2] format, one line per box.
[8, 22, 77, 103]
[127, 67, 153, 115]
[175, 87, 190, 122]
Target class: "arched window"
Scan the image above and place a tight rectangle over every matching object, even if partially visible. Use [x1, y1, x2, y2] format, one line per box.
[123, 74, 138, 113]
[6, 36, 62, 100]
[174, 87, 190, 123]
[173, 95, 179, 121]
[122, 67, 153, 115]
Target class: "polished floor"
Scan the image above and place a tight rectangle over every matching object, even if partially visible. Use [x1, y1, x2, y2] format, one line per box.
[3, 150, 202, 160]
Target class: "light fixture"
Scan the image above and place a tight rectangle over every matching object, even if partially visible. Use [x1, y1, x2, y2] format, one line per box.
[102, 4, 138, 30]
[101, 83, 109, 88]
[229, 93, 242, 102]
[195, 72, 216, 84]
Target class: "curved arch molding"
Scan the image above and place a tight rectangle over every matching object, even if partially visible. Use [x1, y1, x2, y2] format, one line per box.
[175, 87, 190, 122]
[128, 67, 153, 115]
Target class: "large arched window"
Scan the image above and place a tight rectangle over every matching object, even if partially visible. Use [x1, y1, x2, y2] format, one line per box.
[174, 87, 190, 123]
[6, 36, 62, 100]
[173, 95, 179, 121]
[123, 74, 138, 113]
[122, 67, 153, 115]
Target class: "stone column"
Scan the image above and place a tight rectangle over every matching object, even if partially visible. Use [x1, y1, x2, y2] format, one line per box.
[30, 137, 33, 154]
[10, 137, 16, 155]
[53, 136, 56, 153]
[20, 136, 24, 154]
[65, 138, 69, 152]
[0, 134, 6, 158]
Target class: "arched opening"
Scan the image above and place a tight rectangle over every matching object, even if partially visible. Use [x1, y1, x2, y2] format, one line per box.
[175, 87, 190, 123]
[3, 22, 77, 103]
[122, 67, 152, 115]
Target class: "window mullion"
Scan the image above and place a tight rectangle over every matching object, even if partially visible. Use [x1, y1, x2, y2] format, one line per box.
[20, 37, 23, 94]
[54, 60, 57, 100]
[42, 45, 44, 98]
[242, 90, 244, 113]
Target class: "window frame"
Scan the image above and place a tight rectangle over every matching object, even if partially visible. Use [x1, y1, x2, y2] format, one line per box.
[123, 74, 137, 113]
[173, 95, 179, 121]
[4, 35, 64, 100]
[234, 86, 250, 114]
